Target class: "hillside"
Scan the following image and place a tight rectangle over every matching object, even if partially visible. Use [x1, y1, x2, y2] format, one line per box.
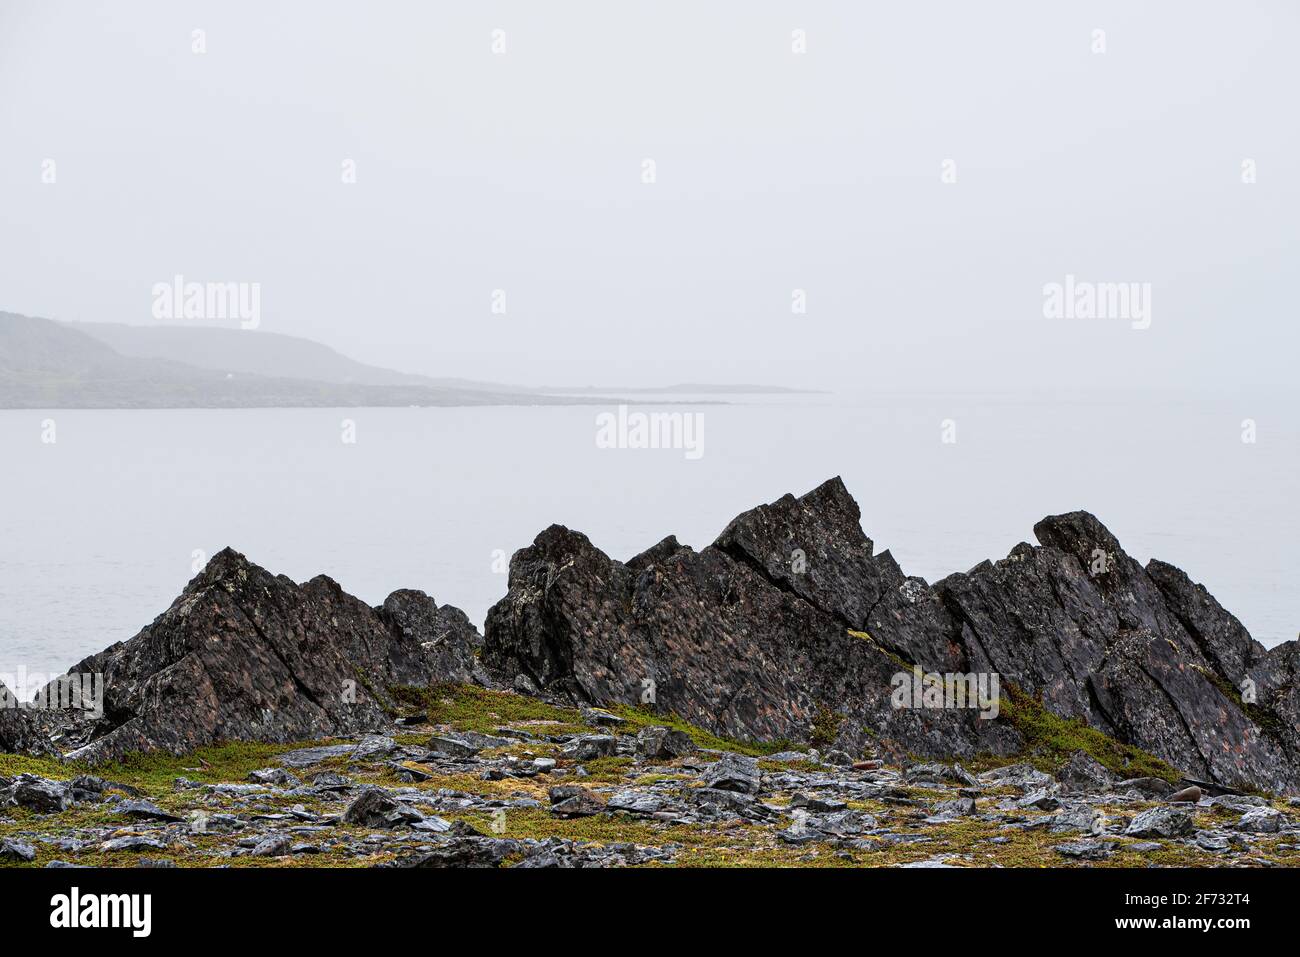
[0, 313, 603, 409]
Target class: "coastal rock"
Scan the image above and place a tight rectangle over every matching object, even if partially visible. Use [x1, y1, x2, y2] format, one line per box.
[482, 481, 1018, 763]
[0, 680, 58, 757]
[38, 548, 489, 764]
[482, 479, 1300, 794]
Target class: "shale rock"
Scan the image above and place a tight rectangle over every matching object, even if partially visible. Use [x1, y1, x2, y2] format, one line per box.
[482, 478, 1300, 794]
[1126, 807, 1194, 838]
[483, 479, 1018, 763]
[0, 680, 58, 756]
[37, 548, 489, 764]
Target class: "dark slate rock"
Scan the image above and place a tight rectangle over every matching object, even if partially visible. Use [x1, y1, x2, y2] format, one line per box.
[37, 548, 489, 765]
[561, 735, 618, 762]
[634, 726, 697, 760]
[1, 775, 70, 813]
[341, 788, 424, 828]
[0, 680, 58, 757]
[1054, 839, 1113, 861]
[548, 786, 607, 817]
[701, 754, 760, 794]
[1057, 750, 1115, 793]
[386, 837, 519, 868]
[1232, 807, 1283, 833]
[481, 486, 1015, 764]
[100, 835, 168, 853]
[1116, 777, 1174, 798]
[0, 837, 37, 862]
[115, 799, 183, 823]
[1125, 807, 1194, 838]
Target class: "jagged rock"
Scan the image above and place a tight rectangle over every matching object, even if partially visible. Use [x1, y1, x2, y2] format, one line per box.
[386, 837, 519, 868]
[1054, 839, 1113, 861]
[248, 768, 301, 787]
[1116, 777, 1174, 798]
[0, 680, 58, 757]
[0, 837, 37, 861]
[1, 775, 70, 813]
[1057, 751, 1115, 793]
[929, 797, 977, 820]
[979, 763, 1054, 793]
[375, 589, 492, 687]
[482, 481, 1019, 764]
[342, 787, 424, 828]
[483, 479, 1299, 794]
[39, 548, 489, 765]
[115, 799, 183, 823]
[548, 785, 607, 817]
[1018, 790, 1061, 811]
[561, 735, 617, 761]
[634, 726, 697, 760]
[100, 835, 168, 853]
[701, 754, 760, 794]
[1232, 807, 1283, 834]
[1126, 807, 1194, 838]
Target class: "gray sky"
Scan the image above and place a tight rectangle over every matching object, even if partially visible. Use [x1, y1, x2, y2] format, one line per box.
[1, 0, 1296, 390]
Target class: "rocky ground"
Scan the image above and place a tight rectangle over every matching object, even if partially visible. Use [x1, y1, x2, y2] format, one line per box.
[3, 685, 1298, 869]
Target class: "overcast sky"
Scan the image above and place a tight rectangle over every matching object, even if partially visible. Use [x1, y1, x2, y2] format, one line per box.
[1, 0, 1296, 390]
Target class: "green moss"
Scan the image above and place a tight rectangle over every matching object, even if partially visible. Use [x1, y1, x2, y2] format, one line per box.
[608, 705, 789, 757]
[995, 684, 1181, 783]
[809, 703, 843, 749]
[391, 683, 587, 736]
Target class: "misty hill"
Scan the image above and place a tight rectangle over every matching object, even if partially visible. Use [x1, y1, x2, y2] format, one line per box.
[0, 313, 606, 409]
[64, 320, 524, 395]
[64, 321, 810, 398]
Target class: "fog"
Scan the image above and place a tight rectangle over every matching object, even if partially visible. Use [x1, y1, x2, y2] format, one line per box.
[2, 0, 1296, 391]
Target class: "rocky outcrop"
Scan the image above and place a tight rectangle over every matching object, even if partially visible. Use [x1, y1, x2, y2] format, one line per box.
[484, 478, 1299, 793]
[0, 680, 58, 756]
[8, 477, 1294, 795]
[41, 548, 491, 764]
[482, 481, 1020, 764]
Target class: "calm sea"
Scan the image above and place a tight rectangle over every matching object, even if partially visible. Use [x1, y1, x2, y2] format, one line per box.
[1, 392, 1294, 697]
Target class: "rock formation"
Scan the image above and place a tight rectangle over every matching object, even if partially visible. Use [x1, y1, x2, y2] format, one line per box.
[0, 679, 58, 756]
[9, 477, 1296, 795]
[40, 548, 491, 764]
[484, 477, 1299, 793]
